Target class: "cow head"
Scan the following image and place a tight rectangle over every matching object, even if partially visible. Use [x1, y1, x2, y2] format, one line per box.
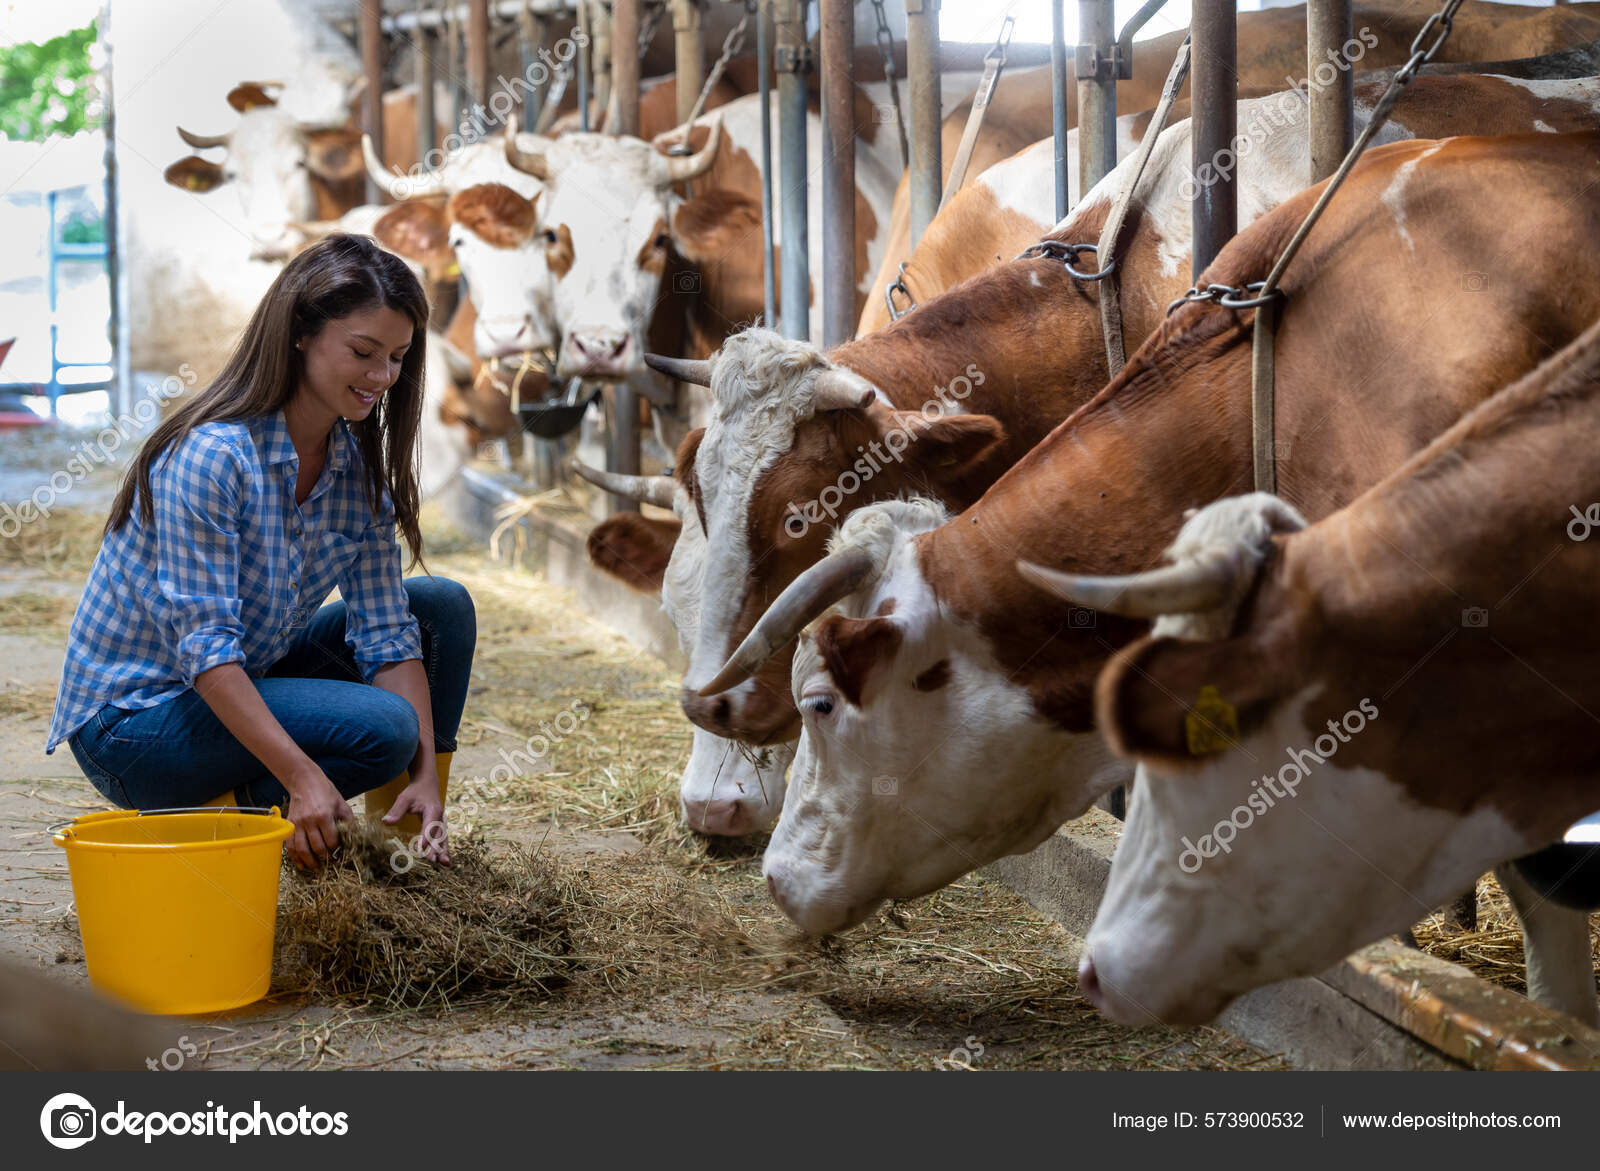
[502, 119, 723, 380]
[696, 498, 1127, 935]
[362, 136, 560, 365]
[1030, 494, 1544, 1024]
[578, 459, 794, 835]
[668, 329, 1006, 749]
[165, 82, 364, 261]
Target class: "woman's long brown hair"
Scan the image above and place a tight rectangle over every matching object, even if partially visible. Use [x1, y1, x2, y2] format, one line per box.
[105, 233, 432, 568]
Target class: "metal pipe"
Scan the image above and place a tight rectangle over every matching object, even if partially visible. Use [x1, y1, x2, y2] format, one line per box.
[672, 0, 706, 126]
[576, 0, 591, 130]
[758, 1, 777, 327]
[1076, 0, 1116, 202]
[1308, 0, 1354, 183]
[906, 0, 941, 247]
[608, 387, 642, 514]
[100, 0, 130, 421]
[821, 0, 854, 348]
[519, 6, 549, 131]
[417, 24, 437, 166]
[592, 1, 613, 130]
[1052, 0, 1070, 219]
[612, 0, 641, 138]
[361, 0, 385, 204]
[338, 1, 576, 37]
[775, 0, 810, 341]
[468, 0, 490, 110]
[1191, 0, 1236, 279]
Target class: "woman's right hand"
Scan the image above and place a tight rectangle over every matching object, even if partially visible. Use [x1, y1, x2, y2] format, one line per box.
[283, 766, 354, 869]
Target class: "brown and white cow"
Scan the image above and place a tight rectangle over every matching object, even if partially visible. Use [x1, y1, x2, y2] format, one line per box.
[673, 74, 1600, 756]
[1044, 316, 1600, 1025]
[701, 130, 1600, 938]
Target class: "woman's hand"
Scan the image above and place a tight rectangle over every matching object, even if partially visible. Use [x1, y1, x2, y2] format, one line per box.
[284, 766, 354, 869]
[384, 770, 451, 865]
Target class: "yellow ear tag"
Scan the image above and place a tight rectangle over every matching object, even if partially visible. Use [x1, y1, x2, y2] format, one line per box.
[445, 262, 460, 277]
[1185, 685, 1239, 756]
[186, 175, 201, 190]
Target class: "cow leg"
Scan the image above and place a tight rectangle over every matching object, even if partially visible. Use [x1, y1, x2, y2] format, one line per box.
[1495, 862, 1599, 1026]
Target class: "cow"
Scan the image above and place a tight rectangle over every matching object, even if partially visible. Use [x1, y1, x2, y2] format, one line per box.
[1039, 316, 1600, 1025]
[1, 958, 167, 1071]
[689, 131, 1600, 944]
[859, 0, 1600, 331]
[669, 74, 1600, 755]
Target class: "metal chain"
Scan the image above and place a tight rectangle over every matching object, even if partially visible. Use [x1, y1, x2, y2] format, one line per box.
[870, 0, 909, 169]
[669, 4, 752, 149]
[1166, 281, 1276, 316]
[638, 1, 667, 58]
[1016, 240, 1117, 282]
[885, 262, 913, 321]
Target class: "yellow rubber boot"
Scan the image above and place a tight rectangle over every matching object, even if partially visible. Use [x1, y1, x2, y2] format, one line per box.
[365, 751, 453, 838]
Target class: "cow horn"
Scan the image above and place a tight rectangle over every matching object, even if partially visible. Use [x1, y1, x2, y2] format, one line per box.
[663, 113, 723, 184]
[811, 370, 876, 412]
[1015, 550, 1240, 618]
[570, 460, 675, 509]
[644, 353, 712, 386]
[177, 126, 229, 150]
[698, 548, 878, 697]
[503, 121, 550, 180]
[362, 133, 446, 199]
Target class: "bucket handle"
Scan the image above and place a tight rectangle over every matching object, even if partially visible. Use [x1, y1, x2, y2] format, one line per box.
[50, 805, 284, 841]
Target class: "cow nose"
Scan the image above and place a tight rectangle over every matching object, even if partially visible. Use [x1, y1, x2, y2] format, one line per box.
[478, 317, 535, 356]
[566, 329, 632, 375]
[1078, 953, 1103, 1008]
[685, 798, 757, 838]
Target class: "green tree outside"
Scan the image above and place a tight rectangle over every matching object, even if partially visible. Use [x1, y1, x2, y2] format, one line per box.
[0, 21, 100, 142]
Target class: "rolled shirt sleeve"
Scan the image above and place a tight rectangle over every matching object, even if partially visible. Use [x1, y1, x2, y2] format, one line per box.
[340, 488, 422, 683]
[151, 433, 248, 687]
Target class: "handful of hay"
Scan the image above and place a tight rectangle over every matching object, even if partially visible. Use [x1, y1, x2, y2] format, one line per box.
[274, 820, 578, 1010]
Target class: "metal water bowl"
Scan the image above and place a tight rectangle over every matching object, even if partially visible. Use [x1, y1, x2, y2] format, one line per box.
[518, 380, 598, 440]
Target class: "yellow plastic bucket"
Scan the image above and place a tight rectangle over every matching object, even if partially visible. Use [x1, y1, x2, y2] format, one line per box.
[52, 807, 295, 1015]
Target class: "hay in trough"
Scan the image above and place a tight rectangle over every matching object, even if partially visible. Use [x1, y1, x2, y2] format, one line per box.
[1413, 873, 1600, 997]
[273, 820, 579, 1010]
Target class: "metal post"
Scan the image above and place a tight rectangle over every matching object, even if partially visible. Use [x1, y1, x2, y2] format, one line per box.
[592, 1, 613, 130]
[1308, 0, 1353, 183]
[519, 5, 548, 131]
[1191, 0, 1236, 279]
[1051, 0, 1070, 219]
[417, 25, 437, 168]
[821, 0, 855, 347]
[576, 0, 591, 131]
[608, 389, 642, 513]
[906, 0, 941, 247]
[671, 0, 706, 126]
[775, 0, 810, 341]
[1077, 0, 1116, 202]
[361, 0, 385, 204]
[467, 0, 490, 112]
[613, 0, 641, 138]
[101, 0, 130, 421]
[758, 1, 777, 327]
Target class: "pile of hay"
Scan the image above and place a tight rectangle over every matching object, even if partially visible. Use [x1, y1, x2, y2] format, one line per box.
[273, 820, 579, 1010]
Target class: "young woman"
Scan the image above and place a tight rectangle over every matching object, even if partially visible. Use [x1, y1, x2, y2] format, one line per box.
[45, 234, 475, 869]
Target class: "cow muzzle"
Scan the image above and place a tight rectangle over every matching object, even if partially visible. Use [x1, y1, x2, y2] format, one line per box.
[561, 328, 636, 379]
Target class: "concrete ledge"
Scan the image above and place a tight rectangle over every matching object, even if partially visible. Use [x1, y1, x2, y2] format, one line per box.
[985, 818, 1600, 1071]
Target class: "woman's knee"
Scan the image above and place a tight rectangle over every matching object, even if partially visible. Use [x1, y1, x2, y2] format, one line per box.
[405, 575, 475, 639]
[350, 690, 421, 776]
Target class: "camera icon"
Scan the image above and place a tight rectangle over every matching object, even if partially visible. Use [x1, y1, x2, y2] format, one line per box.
[873, 103, 898, 125]
[1273, 440, 1293, 461]
[871, 775, 898, 796]
[1462, 607, 1489, 628]
[673, 271, 700, 294]
[1068, 606, 1096, 629]
[1461, 271, 1489, 293]
[40, 1093, 97, 1149]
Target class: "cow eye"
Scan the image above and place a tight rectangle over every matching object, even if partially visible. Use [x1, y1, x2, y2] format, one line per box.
[654, 232, 670, 251]
[803, 695, 835, 717]
[543, 228, 558, 245]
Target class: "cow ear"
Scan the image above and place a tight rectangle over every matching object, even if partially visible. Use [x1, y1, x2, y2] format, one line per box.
[163, 156, 226, 193]
[1096, 633, 1295, 768]
[374, 201, 450, 262]
[227, 83, 278, 112]
[813, 615, 904, 708]
[587, 513, 682, 594]
[877, 411, 1006, 482]
[304, 128, 364, 182]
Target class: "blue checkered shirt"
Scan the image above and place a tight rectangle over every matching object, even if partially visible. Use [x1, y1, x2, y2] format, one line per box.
[46, 408, 423, 754]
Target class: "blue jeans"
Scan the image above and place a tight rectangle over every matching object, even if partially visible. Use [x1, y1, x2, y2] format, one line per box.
[67, 576, 476, 811]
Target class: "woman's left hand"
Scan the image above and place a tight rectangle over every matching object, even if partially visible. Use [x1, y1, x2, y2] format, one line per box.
[383, 771, 451, 865]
